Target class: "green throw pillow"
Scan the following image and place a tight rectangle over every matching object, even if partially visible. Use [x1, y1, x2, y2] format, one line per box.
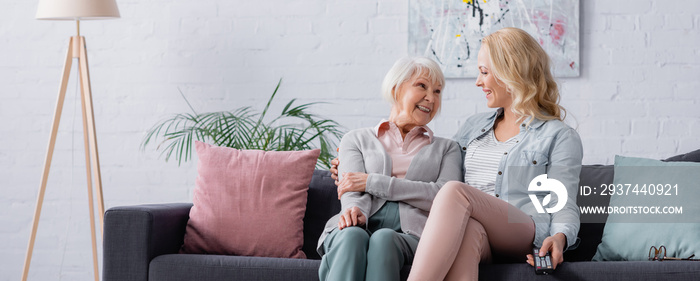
[592, 155, 700, 261]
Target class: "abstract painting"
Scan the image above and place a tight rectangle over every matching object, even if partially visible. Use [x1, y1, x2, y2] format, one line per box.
[409, 0, 580, 78]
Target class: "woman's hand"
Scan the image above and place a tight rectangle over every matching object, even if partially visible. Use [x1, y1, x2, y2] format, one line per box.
[329, 157, 340, 184]
[337, 172, 369, 199]
[338, 206, 366, 230]
[526, 232, 567, 269]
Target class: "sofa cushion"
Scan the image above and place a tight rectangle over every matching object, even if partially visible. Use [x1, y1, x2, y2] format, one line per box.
[149, 254, 322, 281]
[664, 148, 700, 162]
[478, 260, 700, 281]
[149, 254, 413, 281]
[302, 170, 341, 259]
[564, 164, 614, 262]
[593, 155, 700, 261]
[566, 150, 700, 262]
[180, 141, 319, 259]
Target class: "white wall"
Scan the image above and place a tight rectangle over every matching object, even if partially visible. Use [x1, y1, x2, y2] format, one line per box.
[1, 0, 698, 280]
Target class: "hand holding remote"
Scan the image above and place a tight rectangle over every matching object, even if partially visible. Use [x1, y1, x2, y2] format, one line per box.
[532, 248, 554, 275]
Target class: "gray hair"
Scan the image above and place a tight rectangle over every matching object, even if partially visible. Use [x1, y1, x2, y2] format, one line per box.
[381, 56, 445, 104]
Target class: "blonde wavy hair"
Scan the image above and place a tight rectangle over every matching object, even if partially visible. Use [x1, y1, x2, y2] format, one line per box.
[482, 27, 565, 123]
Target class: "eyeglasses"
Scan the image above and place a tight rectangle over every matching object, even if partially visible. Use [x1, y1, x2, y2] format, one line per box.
[648, 246, 697, 261]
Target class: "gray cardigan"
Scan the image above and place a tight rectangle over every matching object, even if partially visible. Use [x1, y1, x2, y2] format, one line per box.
[317, 127, 463, 255]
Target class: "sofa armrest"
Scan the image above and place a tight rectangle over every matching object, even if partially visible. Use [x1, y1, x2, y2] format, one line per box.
[103, 203, 192, 281]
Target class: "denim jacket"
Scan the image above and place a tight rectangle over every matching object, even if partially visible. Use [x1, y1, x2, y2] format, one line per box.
[453, 109, 583, 250]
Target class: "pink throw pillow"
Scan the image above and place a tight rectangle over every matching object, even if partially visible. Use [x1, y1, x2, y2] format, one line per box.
[180, 141, 320, 258]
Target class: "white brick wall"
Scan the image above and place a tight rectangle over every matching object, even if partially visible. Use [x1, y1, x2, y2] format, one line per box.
[1, 0, 698, 280]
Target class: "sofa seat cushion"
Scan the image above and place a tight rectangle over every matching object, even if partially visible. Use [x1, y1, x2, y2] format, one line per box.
[478, 261, 700, 281]
[149, 255, 700, 281]
[149, 254, 322, 281]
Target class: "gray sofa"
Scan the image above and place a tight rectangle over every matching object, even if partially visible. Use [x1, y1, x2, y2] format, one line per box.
[103, 150, 700, 281]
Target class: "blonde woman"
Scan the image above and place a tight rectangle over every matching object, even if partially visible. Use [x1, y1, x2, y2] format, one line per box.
[406, 27, 583, 280]
[317, 56, 463, 281]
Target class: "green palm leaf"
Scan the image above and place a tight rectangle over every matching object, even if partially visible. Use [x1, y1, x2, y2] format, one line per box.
[141, 79, 344, 169]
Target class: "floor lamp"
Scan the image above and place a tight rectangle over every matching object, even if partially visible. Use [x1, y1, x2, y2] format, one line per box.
[22, 1, 119, 281]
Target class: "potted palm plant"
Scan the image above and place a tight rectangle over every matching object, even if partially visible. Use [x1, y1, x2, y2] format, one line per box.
[141, 79, 344, 169]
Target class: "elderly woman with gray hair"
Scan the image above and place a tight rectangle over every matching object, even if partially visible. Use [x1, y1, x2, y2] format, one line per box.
[316, 56, 463, 281]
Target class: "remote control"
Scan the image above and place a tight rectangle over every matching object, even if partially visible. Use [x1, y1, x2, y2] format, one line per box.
[533, 248, 554, 275]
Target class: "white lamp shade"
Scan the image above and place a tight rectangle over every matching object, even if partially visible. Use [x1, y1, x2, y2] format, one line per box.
[36, 0, 120, 20]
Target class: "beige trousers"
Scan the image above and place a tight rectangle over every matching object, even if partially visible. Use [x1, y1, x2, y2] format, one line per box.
[408, 181, 536, 281]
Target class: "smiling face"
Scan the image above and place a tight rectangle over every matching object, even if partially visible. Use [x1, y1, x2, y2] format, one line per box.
[476, 45, 512, 109]
[390, 71, 442, 133]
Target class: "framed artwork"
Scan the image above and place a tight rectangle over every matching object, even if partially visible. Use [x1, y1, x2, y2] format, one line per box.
[409, 0, 580, 78]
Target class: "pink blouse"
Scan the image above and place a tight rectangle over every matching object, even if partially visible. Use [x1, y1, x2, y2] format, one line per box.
[373, 120, 433, 179]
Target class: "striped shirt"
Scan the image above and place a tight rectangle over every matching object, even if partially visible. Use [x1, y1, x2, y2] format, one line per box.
[463, 128, 519, 196]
